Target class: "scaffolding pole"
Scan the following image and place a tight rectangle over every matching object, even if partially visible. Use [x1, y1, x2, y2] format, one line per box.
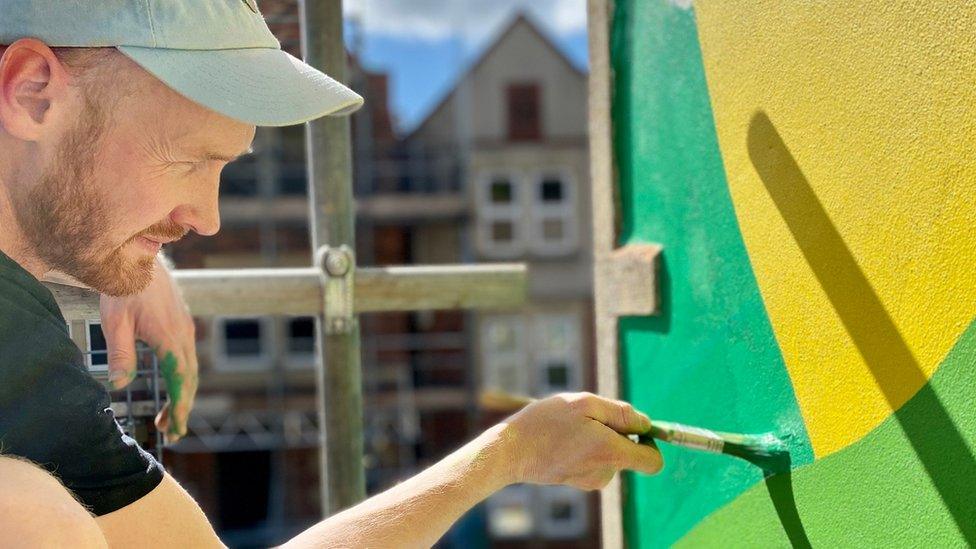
[300, 0, 367, 515]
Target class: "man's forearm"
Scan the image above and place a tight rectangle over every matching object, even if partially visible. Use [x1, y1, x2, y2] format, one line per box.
[283, 423, 514, 549]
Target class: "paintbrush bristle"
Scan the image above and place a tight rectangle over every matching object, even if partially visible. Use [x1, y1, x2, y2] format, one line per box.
[720, 432, 788, 457]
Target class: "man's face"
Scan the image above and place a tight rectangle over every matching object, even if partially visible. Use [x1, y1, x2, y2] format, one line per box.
[10, 53, 255, 296]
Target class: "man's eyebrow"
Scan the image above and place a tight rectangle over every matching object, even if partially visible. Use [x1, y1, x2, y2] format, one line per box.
[202, 145, 254, 162]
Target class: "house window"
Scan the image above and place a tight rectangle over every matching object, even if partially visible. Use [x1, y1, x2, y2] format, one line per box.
[225, 320, 262, 356]
[529, 171, 578, 256]
[214, 317, 272, 371]
[480, 315, 529, 395]
[287, 317, 315, 354]
[476, 172, 526, 258]
[86, 321, 108, 371]
[476, 169, 578, 259]
[507, 83, 541, 141]
[481, 311, 581, 397]
[533, 313, 581, 395]
[285, 316, 316, 370]
[537, 486, 588, 539]
[487, 485, 589, 541]
[491, 179, 514, 203]
[219, 155, 259, 197]
[487, 485, 533, 538]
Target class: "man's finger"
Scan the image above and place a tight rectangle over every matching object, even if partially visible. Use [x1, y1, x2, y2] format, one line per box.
[156, 346, 189, 444]
[101, 313, 138, 390]
[608, 430, 664, 475]
[574, 393, 652, 434]
[167, 341, 198, 443]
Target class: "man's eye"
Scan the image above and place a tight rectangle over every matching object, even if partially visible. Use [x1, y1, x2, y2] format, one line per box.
[179, 161, 205, 174]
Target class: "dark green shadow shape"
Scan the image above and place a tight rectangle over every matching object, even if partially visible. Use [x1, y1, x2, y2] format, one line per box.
[747, 112, 976, 542]
[761, 455, 812, 549]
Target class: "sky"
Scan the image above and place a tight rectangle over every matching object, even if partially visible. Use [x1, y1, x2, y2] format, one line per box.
[342, 0, 589, 133]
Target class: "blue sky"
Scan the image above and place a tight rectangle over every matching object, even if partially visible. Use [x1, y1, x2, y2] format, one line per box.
[342, 0, 588, 134]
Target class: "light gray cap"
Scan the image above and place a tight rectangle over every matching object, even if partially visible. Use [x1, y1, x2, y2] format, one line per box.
[0, 0, 364, 126]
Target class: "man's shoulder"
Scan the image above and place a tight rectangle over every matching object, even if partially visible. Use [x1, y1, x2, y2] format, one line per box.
[0, 256, 67, 336]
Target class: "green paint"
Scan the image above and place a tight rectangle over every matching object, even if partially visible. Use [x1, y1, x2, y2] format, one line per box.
[679, 318, 976, 547]
[159, 350, 183, 435]
[611, 1, 814, 546]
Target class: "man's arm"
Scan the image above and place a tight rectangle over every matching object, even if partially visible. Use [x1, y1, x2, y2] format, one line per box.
[91, 392, 660, 548]
[94, 473, 225, 548]
[284, 423, 512, 549]
[283, 392, 660, 548]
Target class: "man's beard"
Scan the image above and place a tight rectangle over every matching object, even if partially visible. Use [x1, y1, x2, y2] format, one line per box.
[11, 96, 185, 297]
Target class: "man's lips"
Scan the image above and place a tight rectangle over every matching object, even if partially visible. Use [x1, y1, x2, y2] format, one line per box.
[142, 236, 177, 244]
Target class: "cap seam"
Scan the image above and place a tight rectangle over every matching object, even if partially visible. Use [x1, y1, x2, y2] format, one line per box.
[119, 45, 283, 52]
[143, 0, 158, 47]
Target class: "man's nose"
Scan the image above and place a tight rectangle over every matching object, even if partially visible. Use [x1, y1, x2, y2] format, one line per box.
[171, 179, 221, 237]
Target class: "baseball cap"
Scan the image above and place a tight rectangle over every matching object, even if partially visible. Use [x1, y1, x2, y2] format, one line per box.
[0, 0, 364, 126]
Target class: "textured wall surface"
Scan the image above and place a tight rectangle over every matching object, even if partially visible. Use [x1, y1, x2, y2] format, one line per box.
[613, 1, 976, 546]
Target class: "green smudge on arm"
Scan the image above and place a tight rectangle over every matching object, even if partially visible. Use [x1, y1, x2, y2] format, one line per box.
[159, 350, 183, 435]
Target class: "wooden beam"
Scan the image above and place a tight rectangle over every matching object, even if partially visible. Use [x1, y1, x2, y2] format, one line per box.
[44, 263, 527, 321]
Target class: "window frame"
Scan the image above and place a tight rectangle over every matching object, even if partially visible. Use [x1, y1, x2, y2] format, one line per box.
[475, 170, 528, 259]
[212, 316, 274, 372]
[527, 168, 579, 257]
[479, 314, 530, 396]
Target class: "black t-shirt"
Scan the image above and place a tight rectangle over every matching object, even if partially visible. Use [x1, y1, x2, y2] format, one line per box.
[0, 248, 164, 516]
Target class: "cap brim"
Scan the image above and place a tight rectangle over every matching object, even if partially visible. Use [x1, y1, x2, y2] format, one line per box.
[117, 46, 364, 127]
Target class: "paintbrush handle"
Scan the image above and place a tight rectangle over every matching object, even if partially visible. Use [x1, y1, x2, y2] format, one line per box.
[643, 421, 725, 454]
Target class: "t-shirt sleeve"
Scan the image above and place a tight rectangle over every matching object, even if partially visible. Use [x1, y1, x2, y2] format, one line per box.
[0, 305, 164, 516]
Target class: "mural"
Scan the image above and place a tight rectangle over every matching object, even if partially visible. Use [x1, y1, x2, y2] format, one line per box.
[613, 1, 976, 546]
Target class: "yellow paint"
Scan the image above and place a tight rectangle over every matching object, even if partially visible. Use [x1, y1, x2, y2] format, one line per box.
[694, 1, 976, 457]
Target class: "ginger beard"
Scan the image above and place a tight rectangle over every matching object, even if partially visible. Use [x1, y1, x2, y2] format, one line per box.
[11, 92, 186, 297]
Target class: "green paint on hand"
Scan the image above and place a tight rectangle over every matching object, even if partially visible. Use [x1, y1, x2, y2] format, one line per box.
[159, 350, 183, 435]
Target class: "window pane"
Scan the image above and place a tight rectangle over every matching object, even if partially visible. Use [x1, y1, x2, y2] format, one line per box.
[540, 178, 564, 202]
[488, 322, 517, 352]
[546, 362, 569, 389]
[220, 158, 259, 197]
[492, 221, 514, 242]
[88, 323, 108, 366]
[541, 317, 572, 351]
[224, 320, 262, 356]
[488, 486, 534, 538]
[507, 83, 541, 141]
[542, 219, 564, 240]
[491, 179, 514, 203]
[550, 501, 575, 521]
[279, 165, 307, 195]
[288, 317, 315, 354]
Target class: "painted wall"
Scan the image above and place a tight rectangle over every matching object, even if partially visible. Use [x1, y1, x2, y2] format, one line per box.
[612, 1, 976, 546]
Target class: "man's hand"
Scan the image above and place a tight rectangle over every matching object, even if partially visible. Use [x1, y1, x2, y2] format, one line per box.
[99, 255, 198, 444]
[501, 392, 663, 490]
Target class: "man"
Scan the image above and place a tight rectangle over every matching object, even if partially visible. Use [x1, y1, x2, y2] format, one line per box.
[0, 1, 663, 547]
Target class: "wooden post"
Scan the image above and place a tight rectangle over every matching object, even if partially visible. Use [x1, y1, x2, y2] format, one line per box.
[587, 1, 626, 547]
[300, 0, 366, 515]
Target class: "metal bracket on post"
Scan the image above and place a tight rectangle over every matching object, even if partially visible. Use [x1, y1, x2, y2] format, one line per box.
[315, 245, 355, 334]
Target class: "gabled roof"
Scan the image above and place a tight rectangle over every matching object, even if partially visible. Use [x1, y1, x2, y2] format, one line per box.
[402, 11, 587, 140]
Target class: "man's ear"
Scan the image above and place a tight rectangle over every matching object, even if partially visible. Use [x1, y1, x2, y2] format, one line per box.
[0, 38, 72, 141]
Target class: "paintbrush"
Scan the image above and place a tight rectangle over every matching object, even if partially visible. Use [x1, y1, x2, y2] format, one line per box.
[479, 390, 791, 472]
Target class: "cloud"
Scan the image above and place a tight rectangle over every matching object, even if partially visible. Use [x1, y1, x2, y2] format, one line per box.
[343, 0, 587, 44]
